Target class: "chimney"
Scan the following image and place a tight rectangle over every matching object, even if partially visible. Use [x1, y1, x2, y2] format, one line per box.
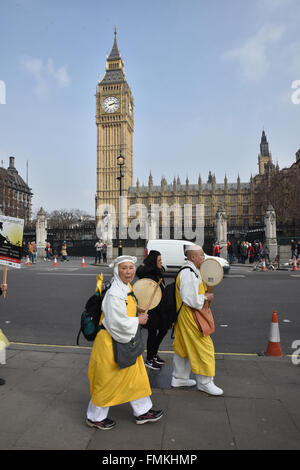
[9, 156, 15, 168]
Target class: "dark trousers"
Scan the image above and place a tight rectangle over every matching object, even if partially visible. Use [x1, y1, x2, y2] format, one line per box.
[95, 252, 102, 264]
[146, 328, 168, 360]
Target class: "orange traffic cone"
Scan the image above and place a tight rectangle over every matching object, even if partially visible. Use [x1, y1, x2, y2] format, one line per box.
[81, 257, 86, 267]
[26, 255, 31, 266]
[53, 256, 58, 267]
[293, 257, 298, 271]
[266, 310, 283, 357]
[261, 259, 266, 271]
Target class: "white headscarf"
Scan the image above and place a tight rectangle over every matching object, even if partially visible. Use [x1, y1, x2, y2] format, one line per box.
[108, 255, 137, 300]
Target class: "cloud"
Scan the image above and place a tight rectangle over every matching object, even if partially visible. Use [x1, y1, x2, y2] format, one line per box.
[221, 24, 285, 81]
[21, 56, 70, 100]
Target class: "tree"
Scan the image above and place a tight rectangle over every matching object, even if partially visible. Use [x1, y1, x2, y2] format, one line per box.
[254, 162, 300, 226]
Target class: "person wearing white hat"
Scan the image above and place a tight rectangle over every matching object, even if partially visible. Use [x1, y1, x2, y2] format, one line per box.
[86, 255, 164, 430]
[171, 245, 223, 396]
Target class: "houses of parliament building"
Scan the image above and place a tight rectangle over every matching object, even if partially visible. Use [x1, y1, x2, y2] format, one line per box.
[95, 32, 298, 239]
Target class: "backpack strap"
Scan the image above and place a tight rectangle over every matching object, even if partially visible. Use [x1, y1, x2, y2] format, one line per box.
[76, 328, 82, 346]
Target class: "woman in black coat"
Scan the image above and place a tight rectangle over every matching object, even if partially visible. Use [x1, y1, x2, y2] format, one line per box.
[136, 250, 168, 370]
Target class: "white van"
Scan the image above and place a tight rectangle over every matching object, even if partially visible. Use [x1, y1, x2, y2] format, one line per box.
[146, 239, 230, 273]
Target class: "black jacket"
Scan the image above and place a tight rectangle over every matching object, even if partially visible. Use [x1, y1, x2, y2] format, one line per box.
[135, 264, 167, 331]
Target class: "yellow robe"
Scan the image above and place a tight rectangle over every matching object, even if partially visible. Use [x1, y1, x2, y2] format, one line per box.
[173, 273, 215, 377]
[88, 289, 151, 407]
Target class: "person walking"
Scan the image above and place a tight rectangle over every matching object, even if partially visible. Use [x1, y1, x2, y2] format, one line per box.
[28, 241, 34, 264]
[94, 240, 103, 265]
[32, 240, 37, 263]
[61, 241, 68, 262]
[248, 243, 255, 263]
[291, 240, 297, 259]
[240, 241, 248, 264]
[45, 242, 52, 261]
[86, 255, 164, 430]
[227, 241, 234, 264]
[171, 245, 223, 396]
[214, 242, 220, 257]
[136, 250, 169, 370]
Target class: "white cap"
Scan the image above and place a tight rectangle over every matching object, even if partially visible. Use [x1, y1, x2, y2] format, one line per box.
[109, 255, 137, 268]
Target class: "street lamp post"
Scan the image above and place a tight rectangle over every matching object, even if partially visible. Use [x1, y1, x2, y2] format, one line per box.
[117, 149, 125, 256]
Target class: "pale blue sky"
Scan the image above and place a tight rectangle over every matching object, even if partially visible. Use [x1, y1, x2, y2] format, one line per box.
[0, 0, 299, 215]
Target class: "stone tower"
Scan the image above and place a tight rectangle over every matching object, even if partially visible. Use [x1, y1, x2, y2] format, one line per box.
[258, 130, 272, 175]
[95, 30, 134, 225]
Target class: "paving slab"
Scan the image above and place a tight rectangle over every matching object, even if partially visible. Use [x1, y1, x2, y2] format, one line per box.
[1, 345, 300, 451]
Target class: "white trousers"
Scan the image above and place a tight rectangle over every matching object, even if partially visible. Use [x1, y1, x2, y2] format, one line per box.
[87, 395, 153, 422]
[172, 353, 213, 385]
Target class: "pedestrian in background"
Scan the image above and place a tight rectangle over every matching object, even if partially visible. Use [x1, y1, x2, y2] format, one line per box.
[32, 240, 37, 263]
[227, 241, 234, 264]
[248, 243, 255, 263]
[214, 242, 220, 257]
[28, 241, 34, 264]
[94, 239, 103, 264]
[45, 242, 52, 261]
[61, 241, 68, 262]
[296, 241, 300, 260]
[291, 239, 297, 259]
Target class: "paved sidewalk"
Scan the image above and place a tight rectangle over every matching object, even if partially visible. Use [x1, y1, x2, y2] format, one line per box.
[0, 343, 300, 451]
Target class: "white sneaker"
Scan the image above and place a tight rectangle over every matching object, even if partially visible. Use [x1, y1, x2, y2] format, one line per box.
[171, 377, 197, 388]
[197, 380, 223, 396]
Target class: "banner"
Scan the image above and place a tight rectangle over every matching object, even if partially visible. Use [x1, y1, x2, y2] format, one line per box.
[0, 215, 24, 268]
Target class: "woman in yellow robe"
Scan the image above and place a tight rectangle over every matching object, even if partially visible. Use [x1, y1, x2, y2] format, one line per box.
[86, 255, 164, 430]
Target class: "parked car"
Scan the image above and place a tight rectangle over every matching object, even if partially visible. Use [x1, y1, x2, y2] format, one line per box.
[146, 239, 230, 274]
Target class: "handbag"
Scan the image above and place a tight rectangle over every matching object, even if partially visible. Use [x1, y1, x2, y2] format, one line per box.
[191, 301, 215, 337]
[112, 325, 145, 369]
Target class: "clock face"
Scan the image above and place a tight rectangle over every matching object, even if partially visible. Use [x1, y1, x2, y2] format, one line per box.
[102, 96, 120, 113]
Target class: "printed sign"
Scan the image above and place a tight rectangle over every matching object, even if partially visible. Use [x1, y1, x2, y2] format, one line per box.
[0, 215, 24, 268]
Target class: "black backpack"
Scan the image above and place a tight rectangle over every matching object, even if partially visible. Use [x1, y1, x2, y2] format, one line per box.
[76, 283, 111, 345]
[160, 266, 198, 332]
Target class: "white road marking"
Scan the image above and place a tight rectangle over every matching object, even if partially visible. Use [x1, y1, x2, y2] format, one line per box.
[224, 275, 246, 278]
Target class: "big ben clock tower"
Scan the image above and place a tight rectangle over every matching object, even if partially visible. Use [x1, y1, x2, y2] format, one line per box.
[95, 30, 134, 224]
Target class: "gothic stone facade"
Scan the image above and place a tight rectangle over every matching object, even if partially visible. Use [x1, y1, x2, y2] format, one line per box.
[0, 156, 33, 223]
[96, 34, 280, 234]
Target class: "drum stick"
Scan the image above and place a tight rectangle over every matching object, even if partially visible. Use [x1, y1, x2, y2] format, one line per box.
[144, 279, 162, 314]
[2, 265, 7, 299]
